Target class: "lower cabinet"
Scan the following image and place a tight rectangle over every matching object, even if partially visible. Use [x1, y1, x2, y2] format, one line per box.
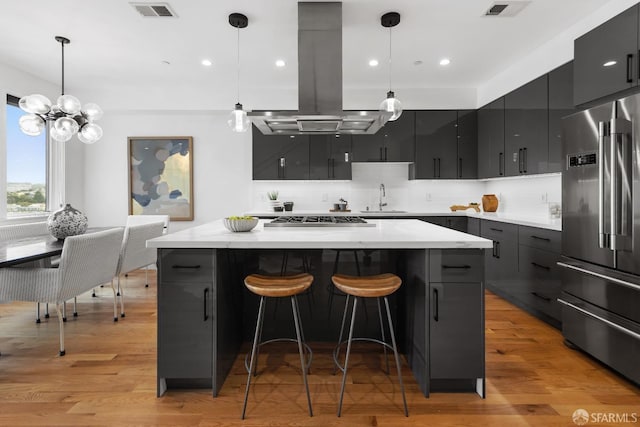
[421, 216, 468, 233]
[481, 221, 519, 292]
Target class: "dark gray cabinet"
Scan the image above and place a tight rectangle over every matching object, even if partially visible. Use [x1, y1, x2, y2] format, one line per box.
[415, 111, 458, 178]
[457, 110, 478, 179]
[548, 61, 575, 173]
[480, 220, 518, 292]
[574, 4, 639, 105]
[477, 98, 505, 178]
[420, 216, 467, 232]
[252, 127, 310, 180]
[415, 110, 477, 179]
[352, 111, 415, 162]
[309, 135, 352, 180]
[504, 75, 548, 176]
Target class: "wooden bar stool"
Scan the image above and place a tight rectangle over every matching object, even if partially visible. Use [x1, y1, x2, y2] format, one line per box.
[331, 273, 408, 417]
[242, 272, 314, 420]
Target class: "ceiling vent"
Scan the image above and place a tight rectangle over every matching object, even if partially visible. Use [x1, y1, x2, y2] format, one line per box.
[130, 2, 177, 18]
[484, 1, 531, 17]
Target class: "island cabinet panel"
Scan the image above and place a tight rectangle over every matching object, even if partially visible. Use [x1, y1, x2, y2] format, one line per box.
[351, 111, 415, 162]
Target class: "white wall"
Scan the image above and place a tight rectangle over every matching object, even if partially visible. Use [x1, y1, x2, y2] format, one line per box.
[83, 110, 253, 231]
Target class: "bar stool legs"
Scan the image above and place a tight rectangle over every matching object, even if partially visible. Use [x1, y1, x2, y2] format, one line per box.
[242, 294, 313, 420]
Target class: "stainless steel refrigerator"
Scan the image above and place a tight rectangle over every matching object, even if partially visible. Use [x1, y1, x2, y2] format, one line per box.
[561, 93, 640, 385]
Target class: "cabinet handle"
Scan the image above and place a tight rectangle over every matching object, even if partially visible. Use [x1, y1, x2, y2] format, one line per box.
[518, 148, 523, 173]
[531, 235, 551, 242]
[384, 147, 388, 161]
[531, 262, 551, 271]
[438, 158, 442, 178]
[172, 264, 201, 269]
[627, 54, 634, 83]
[531, 291, 552, 302]
[458, 158, 462, 178]
[442, 265, 471, 269]
[433, 288, 439, 322]
[327, 158, 332, 179]
[380, 147, 383, 161]
[523, 147, 527, 173]
[495, 241, 500, 259]
[344, 152, 350, 163]
[492, 241, 498, 258]
[489, 227, 503, 232]
[332, 158, 336, 178]
[203, 288, 209, 321]
[433, 158, 437, 178]
[499, 152, 504, 176]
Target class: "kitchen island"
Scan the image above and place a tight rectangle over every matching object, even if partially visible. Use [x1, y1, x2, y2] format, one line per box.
[147, 219, 493, 398]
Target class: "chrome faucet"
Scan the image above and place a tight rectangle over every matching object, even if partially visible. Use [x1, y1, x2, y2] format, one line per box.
[379, 183, 387, 211]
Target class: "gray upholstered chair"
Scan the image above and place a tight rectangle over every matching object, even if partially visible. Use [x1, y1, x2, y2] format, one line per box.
[124, 215, 169, 286]
[0, 228, 124, 355]
[113, 221, 165, 320]
[0, 221, 59, 321]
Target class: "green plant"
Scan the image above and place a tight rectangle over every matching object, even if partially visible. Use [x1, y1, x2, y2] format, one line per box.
[267, 190, 279, 200]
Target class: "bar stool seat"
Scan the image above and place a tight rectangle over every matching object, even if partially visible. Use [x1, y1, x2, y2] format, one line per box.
[242, 272, 314, 420]
[331, 273, 408, 417]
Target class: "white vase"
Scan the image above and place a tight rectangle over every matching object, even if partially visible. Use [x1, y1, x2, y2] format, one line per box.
[47, 204, 88, 240]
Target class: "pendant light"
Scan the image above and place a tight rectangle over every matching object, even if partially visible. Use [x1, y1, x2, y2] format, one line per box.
[228, 13, 250, 133]
[18, 36, 103, 144]
[379, 12, 402, 121]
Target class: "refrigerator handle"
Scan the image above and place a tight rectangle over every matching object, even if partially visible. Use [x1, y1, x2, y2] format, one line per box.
[626, 54, 633, 83]
[557, 298, 640, 340]
[557, 261, 640, 292]
[598, 121, 608, 249]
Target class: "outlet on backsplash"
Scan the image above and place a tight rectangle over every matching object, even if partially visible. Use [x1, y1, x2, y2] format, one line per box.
[321, 193, 328, 202]
[541, 192, 548, 202]
[426, 193, 432, 202]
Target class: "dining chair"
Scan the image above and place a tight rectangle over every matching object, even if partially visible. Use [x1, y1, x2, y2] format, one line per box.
[0, 221, 60, 322]
[112, 221, 165, 320]
[0, 228, 124, 355]
[124, 215, 169, 286]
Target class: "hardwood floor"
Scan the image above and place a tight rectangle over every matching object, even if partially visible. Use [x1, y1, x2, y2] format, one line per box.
[0, 270, 638, 426]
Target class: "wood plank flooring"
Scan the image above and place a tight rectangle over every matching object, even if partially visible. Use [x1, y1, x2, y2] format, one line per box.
[0, 270, 638, 426]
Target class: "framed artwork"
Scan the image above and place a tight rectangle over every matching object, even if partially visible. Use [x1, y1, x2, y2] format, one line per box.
[128, 136, 194, 221]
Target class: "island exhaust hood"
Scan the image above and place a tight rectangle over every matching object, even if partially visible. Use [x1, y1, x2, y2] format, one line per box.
[249, 2, 392, 135]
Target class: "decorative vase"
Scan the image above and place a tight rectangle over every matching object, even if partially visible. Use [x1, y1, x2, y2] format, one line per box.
[481, 194, 499, 212]
[47, 204, 88, 240]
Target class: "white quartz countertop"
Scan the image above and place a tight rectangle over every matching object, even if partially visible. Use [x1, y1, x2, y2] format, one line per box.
[246, 210, 562, 231]
[147, 219, 494, 250]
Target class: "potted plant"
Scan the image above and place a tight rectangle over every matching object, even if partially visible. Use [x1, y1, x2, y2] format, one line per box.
[267, 191, 283, 212]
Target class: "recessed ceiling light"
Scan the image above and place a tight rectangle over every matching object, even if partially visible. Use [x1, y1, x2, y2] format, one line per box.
[439, 58, 451, 66]
[413, 60, 423, 66]
[161, 60, 171, 65]
[603, 60, 617, 67]
[275, 59, 286, 67]
[369, 59, 379, 67]
[201, 59, 212, 66]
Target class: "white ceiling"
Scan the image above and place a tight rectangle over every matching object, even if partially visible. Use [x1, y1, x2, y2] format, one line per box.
[0, 0, 621, 110]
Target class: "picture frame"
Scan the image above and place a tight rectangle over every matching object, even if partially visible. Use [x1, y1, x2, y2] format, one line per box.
[128, 136, 194, 221]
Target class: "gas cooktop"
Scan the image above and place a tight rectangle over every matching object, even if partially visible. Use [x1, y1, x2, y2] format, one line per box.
[263, 216, 376, 227]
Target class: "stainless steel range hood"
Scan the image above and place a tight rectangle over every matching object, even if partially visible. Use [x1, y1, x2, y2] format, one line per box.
[249, 2, 391, 135]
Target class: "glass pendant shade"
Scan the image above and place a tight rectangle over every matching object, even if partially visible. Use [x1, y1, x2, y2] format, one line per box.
[83, 103, 104, 121]
[78, 123, 103, 144]
[50, 126, 73, 142]
[228, 103, 250, 133]
[54, 116, 80, 134]
[379, 91, 403, 121]
[19, 94, 52, 114]
[57, 94, 82, 115]
[18, 114, 46, 136]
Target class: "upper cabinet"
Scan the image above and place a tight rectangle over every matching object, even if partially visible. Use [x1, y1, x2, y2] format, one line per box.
[308, 135, 352, 180]
[252, 127, 310, 180]
[351, 111, 415, 162]
[477, 97, 505, 178]
[504, 75, 548, 176]
[414, 110, 477, 179]
[574, 4, 639, 106]
[548, 61, 575, 173]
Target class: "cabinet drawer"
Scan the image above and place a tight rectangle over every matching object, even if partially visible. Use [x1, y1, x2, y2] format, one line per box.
[518, 225, 561, 253]
[430, 249, 483, 283]
[518, 245, 562, 321]
[480, 220, 518, 243]
[159, 249, 214, 283]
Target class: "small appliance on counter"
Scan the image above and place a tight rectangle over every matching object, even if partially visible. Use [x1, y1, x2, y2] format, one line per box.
[331, 198, 349, 212]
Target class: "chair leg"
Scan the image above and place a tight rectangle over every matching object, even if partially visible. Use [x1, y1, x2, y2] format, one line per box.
[55, 303, 65, 356]
[62, 302, 67, 322]
[384, 297, 408, 417]
[291, 295, 313, 417]
[118, 275, 125, 318]
[333, 294, 351, 375]
[73, 297, 78, 317]
[377, 297, 390, 374]
[45, 303, 49, 318]
[242, 296, 266, 420]
[36, 303, 41, 323]
[145, 267, 149, 288]
[92, 288, 97, 298]
[338, 296, 358, 417]
[110, 280, 118, 322]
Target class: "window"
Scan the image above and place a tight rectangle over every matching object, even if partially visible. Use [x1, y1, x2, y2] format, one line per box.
[5, 94, 48, 217]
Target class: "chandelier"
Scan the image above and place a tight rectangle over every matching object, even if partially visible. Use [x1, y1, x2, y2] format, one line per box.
[18, 36, 103, 144]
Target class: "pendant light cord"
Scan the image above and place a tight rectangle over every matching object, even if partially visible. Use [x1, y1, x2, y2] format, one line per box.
[61, 39, 65, 96]
[388, 27, 392, 92]
[236, 26, 240, 104]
